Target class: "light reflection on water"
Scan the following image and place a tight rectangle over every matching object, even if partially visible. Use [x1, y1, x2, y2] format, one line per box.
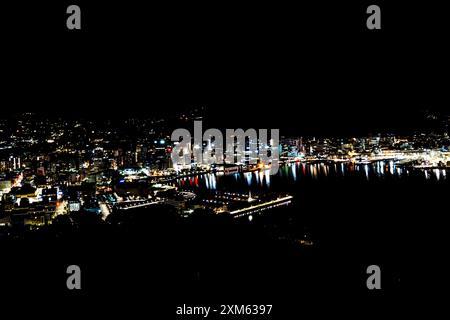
[245, 172, 252, 186]
[174, 161, 448, 190]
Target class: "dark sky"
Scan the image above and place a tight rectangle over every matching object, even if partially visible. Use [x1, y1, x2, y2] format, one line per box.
[3, 1, 449, 136]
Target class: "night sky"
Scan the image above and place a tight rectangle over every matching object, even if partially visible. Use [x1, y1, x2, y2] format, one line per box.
[3, 1, 449, 136]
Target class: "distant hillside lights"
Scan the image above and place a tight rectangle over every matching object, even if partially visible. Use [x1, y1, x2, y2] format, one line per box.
[171, 121, 280, 174]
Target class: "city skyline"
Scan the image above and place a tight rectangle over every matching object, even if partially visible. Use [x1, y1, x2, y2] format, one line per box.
[1, 111, 449, 227]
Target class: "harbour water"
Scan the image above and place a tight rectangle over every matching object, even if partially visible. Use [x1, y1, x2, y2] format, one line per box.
[174, 161, 448, 192]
